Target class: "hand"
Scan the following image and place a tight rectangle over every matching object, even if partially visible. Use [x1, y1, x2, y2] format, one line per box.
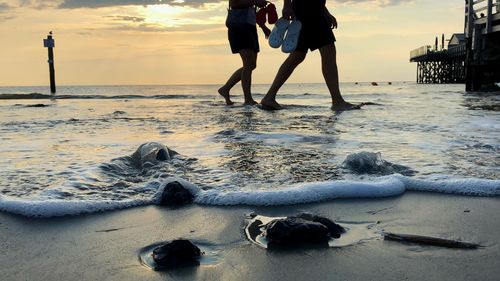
[255, 0, 267, 8]
[261, 25, 272, 38]
[282, 5, 295, 20]
[326, 13, 338, 29]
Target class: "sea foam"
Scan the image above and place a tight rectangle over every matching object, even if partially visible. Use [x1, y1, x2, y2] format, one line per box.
[0, 176, 498, 217]
[194, 177, 406, 206]
[194, 175, 499, 206]
[0, 196, 152, 217]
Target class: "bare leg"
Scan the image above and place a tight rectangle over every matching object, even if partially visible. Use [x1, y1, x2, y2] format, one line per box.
[318, 44, 360, 111]
[239, 49, 258, 105]
[261, 51, 307, 110]
[219, 49, 258, 106]
[219, 68, 241, 105]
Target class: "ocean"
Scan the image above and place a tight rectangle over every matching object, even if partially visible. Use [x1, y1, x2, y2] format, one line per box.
[0, 83, 499, 217]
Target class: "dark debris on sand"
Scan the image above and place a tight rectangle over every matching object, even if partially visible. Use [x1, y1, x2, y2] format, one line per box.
[264, 214, 345, 249]
[159, 181, 194, 207]
[152, 239, 202, 268]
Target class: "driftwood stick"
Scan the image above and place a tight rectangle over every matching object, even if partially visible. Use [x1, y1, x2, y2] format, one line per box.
[383, 232, 480, 249]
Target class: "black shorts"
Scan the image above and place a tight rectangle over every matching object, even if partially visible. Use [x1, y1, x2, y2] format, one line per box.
[228, 24, 260, 54]
[293, 0, 336, 52]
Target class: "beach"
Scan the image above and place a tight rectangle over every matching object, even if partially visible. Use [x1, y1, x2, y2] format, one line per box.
[1, 193, 500, 281]
[1, 83, 499, 280]
[2, 0, 500, 278]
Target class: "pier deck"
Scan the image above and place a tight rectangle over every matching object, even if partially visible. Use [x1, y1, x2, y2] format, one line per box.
[410, 0, 500, 90]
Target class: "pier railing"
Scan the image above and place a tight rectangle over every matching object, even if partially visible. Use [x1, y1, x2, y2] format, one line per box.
[410, 46, 430, 60]
[466, 0, 500, 37]
[410, 44, 466, 62]
[448, 43, 467, 58]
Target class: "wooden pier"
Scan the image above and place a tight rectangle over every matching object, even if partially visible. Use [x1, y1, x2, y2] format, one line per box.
[410, 36, 466, 84]
[410, 0, 500, 90]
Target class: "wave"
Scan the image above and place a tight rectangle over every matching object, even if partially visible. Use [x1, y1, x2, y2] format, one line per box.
[0, 175, 498, 218]
[0, 93, 205, 100]
[194, 175, 499, 206]
[0, 197, 151, 217]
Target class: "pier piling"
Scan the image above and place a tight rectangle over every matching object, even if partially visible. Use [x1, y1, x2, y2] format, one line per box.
[43, 32, 56, 94]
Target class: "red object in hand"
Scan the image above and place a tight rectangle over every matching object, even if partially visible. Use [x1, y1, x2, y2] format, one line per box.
[256, 6, 267, 26]
[256, 2, 278, 38]
[266, 3, 278, 24]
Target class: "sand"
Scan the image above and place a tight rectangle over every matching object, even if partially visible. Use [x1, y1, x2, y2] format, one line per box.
[1, 192, 499, 281]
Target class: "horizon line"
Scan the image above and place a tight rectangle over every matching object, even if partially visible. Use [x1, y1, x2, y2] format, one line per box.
[0, 81, 414, 88]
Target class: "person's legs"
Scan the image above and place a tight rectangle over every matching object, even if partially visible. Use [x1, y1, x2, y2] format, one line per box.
[260, 50, 307, 109]
[318, 44, 359, 111]
[218, 49, 258, 105]
[239, 49, 258, 105]
[219, 68, 241, 105]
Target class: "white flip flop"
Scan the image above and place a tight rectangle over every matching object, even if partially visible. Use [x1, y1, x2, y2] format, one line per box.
[268, 18, 289, 48]
[281, 20, 302, 53]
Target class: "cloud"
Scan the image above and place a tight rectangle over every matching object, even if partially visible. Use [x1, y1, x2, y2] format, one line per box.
[107, 15, 146, 22]
[6, 0, 59, 9]
[10, 0, 415, 10]
[58, 0, 222, 9]
[84, 22, 221, 33]
[338, 12, 377, 22]
[0, 15, 14, 21]
[0, 2, 11, 11]
[333, 0, 414, 7]
[0, 2, 15, 21]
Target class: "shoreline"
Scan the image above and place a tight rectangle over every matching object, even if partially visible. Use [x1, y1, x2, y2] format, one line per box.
[2, 192, 499, 281]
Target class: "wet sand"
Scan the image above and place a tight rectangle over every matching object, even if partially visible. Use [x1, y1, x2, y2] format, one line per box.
[1, 192, 499, 281]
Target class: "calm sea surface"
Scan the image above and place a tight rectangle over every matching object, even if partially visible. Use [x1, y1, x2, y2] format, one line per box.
[0, 83, 499, 216]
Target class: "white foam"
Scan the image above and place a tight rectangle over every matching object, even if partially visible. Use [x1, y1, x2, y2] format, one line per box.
[0, 196, 152, 217]
[396, 175, 500, 196]
[0, 176, 498, 217]
[194, 177, 406, 206]
[194, 176, 499, 206]
[0, 177, 194, 218]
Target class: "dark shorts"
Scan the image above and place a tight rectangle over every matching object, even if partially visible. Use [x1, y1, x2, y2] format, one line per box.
[228, 24, 260, 54]
[293, 0, 336, 52]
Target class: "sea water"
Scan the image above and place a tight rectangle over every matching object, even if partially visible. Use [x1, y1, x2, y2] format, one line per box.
[0, 83, 499, 217]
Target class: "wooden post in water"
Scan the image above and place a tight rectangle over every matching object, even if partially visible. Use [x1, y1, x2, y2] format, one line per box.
[486, 0, 493, 34]
[465, 0, 475, 91]
[43, 32, 56, 94]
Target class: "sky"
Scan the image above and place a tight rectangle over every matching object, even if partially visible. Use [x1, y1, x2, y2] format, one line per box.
[0, 0, 465, 86]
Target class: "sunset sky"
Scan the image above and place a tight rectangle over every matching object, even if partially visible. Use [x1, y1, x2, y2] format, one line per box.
[0, 0, 465, 86]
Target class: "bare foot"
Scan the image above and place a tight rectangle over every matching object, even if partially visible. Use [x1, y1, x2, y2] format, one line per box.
[243, 99, 258, 106]
[218, 87, 234, 105]
[331, 102, 362, 112]
[260, 98, 283, 110]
